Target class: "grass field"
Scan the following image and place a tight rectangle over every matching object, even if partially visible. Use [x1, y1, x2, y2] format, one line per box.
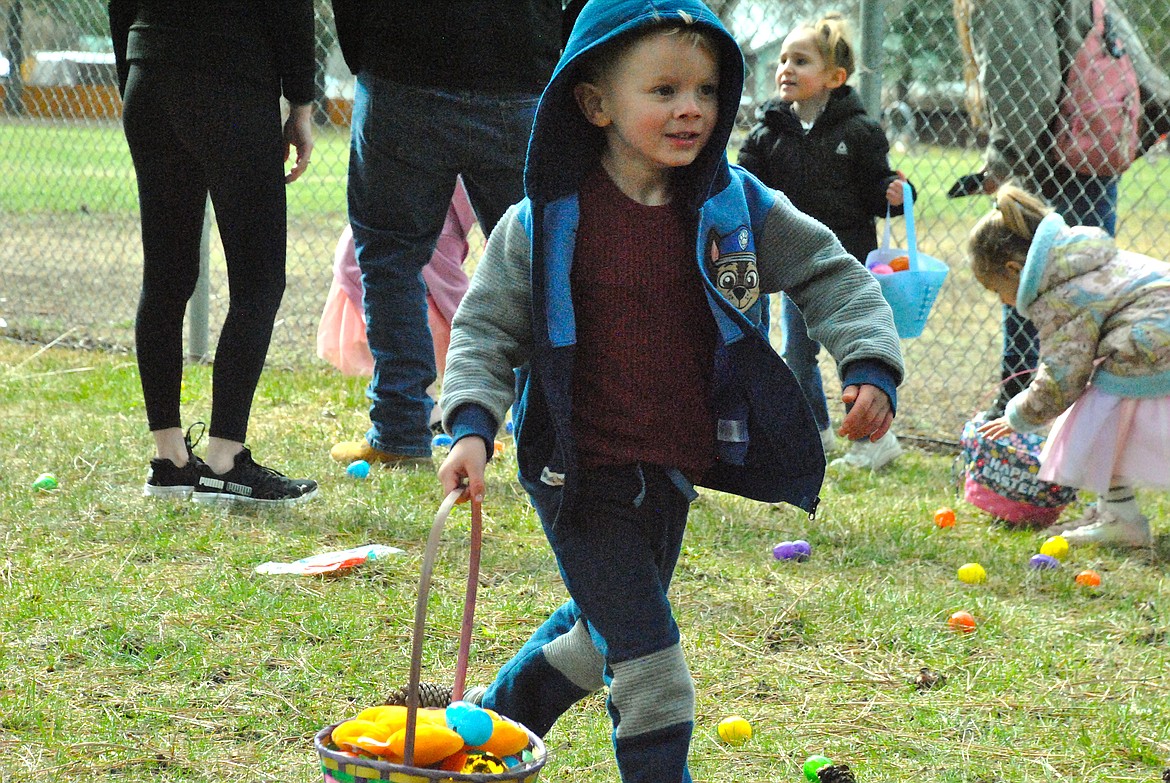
[1, 339, 1168, 782]
[3, 117, 1170, 439]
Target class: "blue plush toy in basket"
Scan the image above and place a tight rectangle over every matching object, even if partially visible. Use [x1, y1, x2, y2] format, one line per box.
[865, 182, 949, 338]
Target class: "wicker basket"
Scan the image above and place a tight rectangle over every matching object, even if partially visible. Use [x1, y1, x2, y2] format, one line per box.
[315, 492, 549, 782]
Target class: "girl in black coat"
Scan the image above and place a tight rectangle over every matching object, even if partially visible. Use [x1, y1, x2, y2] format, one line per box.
[738, 12, 911, 470]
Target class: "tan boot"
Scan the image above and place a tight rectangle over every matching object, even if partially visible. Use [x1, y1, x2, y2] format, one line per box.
[329, 438, 432, 468]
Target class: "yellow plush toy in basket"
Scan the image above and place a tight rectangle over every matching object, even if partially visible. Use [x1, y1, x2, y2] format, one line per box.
[315, 492, 549, 782]
[865, 182, 948, 339]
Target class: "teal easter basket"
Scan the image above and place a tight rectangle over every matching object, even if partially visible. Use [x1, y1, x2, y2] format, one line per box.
[865, 183, 949, 338]
[315, 493, 549, 782]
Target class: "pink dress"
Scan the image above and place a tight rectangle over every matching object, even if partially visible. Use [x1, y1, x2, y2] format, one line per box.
[316, 177, 476, 377]
[1039, 385, 1170, 493]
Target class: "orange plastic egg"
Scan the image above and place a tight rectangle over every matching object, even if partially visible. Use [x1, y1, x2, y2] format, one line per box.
[947, 610, 977, 633]
[1075, 569, 1102, 587]
[494, 440, 506, 455]
[888, 255, 911, 272]
[934, 507, 956, 528]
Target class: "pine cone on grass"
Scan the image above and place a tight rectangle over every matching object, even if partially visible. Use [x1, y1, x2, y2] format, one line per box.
[382, 682, 452, 708]
[817, 763, 857, 783]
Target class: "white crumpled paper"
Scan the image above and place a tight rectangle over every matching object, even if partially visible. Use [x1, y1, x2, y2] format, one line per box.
[255, 544, 404, 575]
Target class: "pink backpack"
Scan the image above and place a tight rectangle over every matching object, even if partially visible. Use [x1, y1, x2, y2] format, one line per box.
[1051, 0, 1141, 176]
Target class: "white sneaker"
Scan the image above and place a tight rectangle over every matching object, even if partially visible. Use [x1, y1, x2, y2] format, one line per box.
[819, 427, 837, 457]
[829, 431, 902, 471]
[1060, 510, 1152, 547]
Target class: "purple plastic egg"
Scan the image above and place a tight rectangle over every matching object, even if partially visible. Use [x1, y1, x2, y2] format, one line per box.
[1029, 553, 1061, 570]
[791, 540, 811, 559]
[772, 542, 799, 561]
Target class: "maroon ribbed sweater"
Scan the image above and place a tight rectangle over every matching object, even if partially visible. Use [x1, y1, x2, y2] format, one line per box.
[570, 168, 717, 479]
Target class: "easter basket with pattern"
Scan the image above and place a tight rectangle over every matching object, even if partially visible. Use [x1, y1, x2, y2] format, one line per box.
[314, 493, 548, 782]
[956, 415, 1078, 527]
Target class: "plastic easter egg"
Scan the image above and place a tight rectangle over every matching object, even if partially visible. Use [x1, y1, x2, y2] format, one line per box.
[461, 752, 508, 774]
[1029, 553, 1061, 570]
[957, 563, 987, 584]
[494, 439, 505, 455]
[345, 459, 371, 479]
[717, 716, 752, 745]
[803, 754, 833, 781]
[431, 433, 454, 449]
[870, 263, 894, 275]
[791, 540, 811, 559]
[947, 610, 977, 633]
[888, 255, 911, 272]
[446, 701, 494, 747]
[934, 507, 956, 528]
[1039, 535, 1069, 560]
[33, 472, 58, 491]
[773, 542, 797, 560]
[1075, 569, 1102, 587]
[438, 750, 469, 772]
[504, 420, 515, 434]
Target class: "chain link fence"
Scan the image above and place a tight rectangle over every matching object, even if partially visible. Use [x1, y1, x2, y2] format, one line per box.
[1, 0, 1168, 442]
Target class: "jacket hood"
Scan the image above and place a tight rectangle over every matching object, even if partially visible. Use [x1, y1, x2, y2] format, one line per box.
[757, 85, 865, 132]
[525, 0, 745, 211]
[1017, 213, 1113, 316]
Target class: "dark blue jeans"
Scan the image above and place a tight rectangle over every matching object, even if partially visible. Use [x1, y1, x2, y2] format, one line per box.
[780, 293, 830, 431]
[998, 175, 1117, 408]
[348, 74, 538, 455]
[483, 464, 698, 783]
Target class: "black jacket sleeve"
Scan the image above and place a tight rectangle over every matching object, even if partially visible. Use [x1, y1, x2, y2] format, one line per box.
[107, 0, 136, 97]
[272, 0, 316, 105]
[736, 123, 770, 179]
[331, 0, 362, 75]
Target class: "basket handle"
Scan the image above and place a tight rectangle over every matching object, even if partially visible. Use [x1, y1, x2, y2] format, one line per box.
[402, 489, 484, 768]
[901, 181, 919, 271]
[878, 181, 916, 267]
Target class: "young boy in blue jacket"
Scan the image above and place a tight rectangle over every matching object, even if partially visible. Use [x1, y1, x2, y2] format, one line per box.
[437, 1, 903, 780]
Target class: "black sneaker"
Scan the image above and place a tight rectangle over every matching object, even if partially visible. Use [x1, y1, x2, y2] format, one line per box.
[143, 423, 206, 500]
[191, 448, 318, 506]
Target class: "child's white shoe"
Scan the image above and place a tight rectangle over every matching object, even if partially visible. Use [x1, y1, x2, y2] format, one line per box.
[1060, 510, 1151, 547]
[829, 430, 902, 471]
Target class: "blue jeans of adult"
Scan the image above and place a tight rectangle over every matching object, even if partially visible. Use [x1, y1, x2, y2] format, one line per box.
[483, 464, 698, 783]
[997, 174, 1117, 409]
[348, 74, 538, 456]
[780, 293, 831, 432]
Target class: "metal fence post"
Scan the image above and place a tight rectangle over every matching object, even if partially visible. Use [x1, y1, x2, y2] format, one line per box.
[186, 197, 212, 363]
[858, 0, 885, 120]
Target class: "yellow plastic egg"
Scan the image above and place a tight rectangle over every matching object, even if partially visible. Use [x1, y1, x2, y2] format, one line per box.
[717, 716, 752, 745]
[1039, 535, 1069, 560]
[957, 563, 987, 584]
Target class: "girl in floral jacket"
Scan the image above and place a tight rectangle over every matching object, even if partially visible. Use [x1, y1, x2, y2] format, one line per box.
[971, 184, 1170, 547]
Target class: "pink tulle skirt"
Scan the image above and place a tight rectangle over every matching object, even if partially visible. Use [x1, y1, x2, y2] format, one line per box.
[1039, 385, 1170, 493]
[316, 280, 450, 379]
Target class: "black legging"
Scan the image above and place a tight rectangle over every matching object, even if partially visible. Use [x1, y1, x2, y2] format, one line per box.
[122, 61, 287, 443]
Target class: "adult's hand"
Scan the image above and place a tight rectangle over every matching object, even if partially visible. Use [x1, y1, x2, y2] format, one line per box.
[284, 103, 314, 184]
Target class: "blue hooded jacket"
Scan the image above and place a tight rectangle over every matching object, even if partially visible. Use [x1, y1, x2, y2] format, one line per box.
[442, 0, 903, 524]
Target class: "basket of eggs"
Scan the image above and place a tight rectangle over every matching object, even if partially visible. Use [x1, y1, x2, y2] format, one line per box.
[314, 492, 548, 782]
[865, 182, 949, 339]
